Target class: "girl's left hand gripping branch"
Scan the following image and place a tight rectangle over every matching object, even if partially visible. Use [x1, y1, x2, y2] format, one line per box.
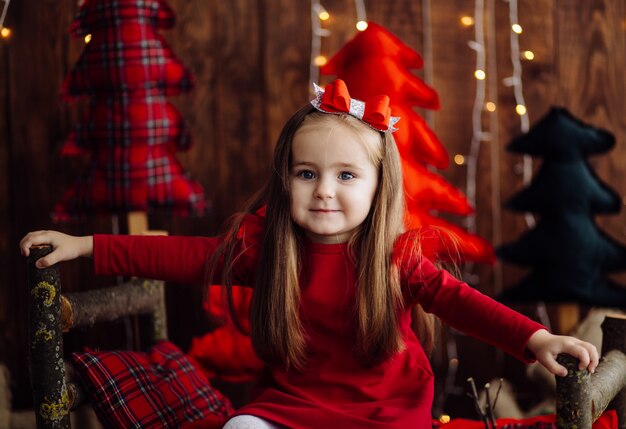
[526, 328, 599, 376]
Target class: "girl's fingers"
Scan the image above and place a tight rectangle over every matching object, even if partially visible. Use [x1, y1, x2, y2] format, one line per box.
[575, 345, 591, 371]
[539, 353, 568, 377]
[583, 343, 599, 373]
[20, 231, 51, 256]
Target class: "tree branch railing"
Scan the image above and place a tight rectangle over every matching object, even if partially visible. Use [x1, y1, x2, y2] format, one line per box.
[556, 314, 626, 429]
[27, 245, 167, 429]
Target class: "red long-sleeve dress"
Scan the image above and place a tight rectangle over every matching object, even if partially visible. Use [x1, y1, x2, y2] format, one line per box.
[93, 214, 545, 429]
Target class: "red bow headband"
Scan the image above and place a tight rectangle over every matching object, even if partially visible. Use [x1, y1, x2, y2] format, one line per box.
[310, 79, 400, 132]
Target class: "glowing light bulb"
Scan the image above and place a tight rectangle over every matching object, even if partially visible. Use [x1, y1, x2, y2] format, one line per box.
[512, 23, 522, 34]
[516, 104, 527, 116]
[439, 415, 451, 424]
[460, 16, 474, 26]
[84, 34, 92, 44]
[485, 102, 496, 112]
[454, 154, 466, 165]
[314, 55, 328, 67]
[356, 21, 368, 31]
[319, 11, 330, 21]
[474, 69, 486, 80]
[0, 27, 10, 39]
[522, 50, 534, 60]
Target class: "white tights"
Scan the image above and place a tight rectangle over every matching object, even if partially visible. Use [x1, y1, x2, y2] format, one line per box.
[222, 414, 283, 429]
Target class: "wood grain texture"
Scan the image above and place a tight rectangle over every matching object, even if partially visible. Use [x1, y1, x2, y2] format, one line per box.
[3, 0, 626, 413]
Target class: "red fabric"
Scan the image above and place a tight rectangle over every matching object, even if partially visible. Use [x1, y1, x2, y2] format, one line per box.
[56, 0, 204, 220]
[93, 213, 544, 428]
[321, 23, 496, 266]
[403, 160, 473, 216]
[63, 0, 193, 96]
[405, 212, 497, 264]
[204, 285, 253, 328]
[321, 22, 424, 73]
[187, 325, 263, 383]
[320, 22, 437, 108]
[53, 93, 205, 221]
[72, 340, 233, 429]
[392, 104, 448, 169]
[70, 0, 176, 35]
[317, 79, 393, 131]
[65, 95, 191, 152]
[439, 410, 617, 429]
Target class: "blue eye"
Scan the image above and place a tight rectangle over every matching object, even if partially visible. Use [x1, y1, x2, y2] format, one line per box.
[297, 170, 315, 180]
[339, 172, 355, 180]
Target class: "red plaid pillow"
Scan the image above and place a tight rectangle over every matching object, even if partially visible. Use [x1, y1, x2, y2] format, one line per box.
[72, 340, 233, 429]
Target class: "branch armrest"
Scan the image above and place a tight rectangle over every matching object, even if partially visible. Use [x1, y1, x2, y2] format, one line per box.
[556, 314, 626, 429]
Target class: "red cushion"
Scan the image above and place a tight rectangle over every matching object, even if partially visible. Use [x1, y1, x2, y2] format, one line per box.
[72, 340, 233, 429]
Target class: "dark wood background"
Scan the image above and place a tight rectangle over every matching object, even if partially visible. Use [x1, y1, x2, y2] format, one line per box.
[2, 0, 626, 417]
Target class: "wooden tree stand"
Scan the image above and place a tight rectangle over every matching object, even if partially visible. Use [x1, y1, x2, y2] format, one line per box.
[556, 314, 626, 428]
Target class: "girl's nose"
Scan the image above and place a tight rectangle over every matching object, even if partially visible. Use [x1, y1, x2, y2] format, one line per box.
[314, 178, 335, 199]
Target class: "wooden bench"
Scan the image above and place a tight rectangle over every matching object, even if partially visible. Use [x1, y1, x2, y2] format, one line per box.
[27, 245, 167, 429]
[556, 314, 626, 428]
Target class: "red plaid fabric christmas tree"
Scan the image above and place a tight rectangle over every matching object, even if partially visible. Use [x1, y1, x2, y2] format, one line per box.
[321, 22, 494, 264]
[54, 0, 206, 220]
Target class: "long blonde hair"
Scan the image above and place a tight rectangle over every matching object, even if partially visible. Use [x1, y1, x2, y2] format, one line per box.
[209, 104, 433, 368]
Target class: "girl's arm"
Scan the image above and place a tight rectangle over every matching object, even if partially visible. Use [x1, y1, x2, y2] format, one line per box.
[403, 256, 598, 375]
[21, 228, 258, 286]
[93, 234, 221, 285]
[20, 231, 225, 285]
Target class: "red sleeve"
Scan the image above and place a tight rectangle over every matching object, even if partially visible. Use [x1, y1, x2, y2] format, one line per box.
[401, 255, 545, 363]
[94, 235, 220, 285]
[93, 213, 264, 286]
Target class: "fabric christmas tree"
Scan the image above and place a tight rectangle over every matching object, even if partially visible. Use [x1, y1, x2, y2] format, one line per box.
[321, 22, 494, 264]
[497, 107, 626, 306]
[54, 0, 206, 221]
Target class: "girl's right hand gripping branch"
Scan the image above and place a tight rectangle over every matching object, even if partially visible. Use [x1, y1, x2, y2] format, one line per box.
[20, 231, 93, 268]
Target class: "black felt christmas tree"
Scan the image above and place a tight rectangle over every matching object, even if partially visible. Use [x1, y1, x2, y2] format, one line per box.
[497, 107, 626, 307]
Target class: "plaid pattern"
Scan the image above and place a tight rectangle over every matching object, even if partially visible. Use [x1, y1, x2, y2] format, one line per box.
[56, 0, 205, 220]
[62, 0, 193, 98]
[62, 34, 193, 97]
[70, 0, 176, 36]
[72, 341, 233, 429]
[53, 145, 206, 221]
[66, 94, 191, 151]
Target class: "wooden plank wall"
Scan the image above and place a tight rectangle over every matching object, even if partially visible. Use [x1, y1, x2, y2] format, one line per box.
[1, 0, 625, 415]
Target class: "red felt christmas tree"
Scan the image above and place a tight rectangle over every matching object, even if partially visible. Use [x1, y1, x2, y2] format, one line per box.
[54, 0, 206, 221]
[321, 22, 494, 264]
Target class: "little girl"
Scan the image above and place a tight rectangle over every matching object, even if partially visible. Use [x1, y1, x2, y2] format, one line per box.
[21, 79, 598, 429]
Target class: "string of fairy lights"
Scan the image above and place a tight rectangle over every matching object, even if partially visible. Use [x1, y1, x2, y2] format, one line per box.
[309, 0, 368, 90]
[0, 0, 11, 40]
[504, 0, 535, 228]
[458, 0, 534, 287]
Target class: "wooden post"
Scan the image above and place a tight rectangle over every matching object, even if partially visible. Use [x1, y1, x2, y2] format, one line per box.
[27, 245, 70, 429]
[601, 315, 626, 429]
[556, 314, 626, 429]
[556, 353, 591, 429]
[127, 211, 168, 347]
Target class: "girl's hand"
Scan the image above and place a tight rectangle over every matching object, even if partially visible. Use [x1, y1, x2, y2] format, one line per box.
[526, 329, 599, 376]
[20, 231, 93, 268]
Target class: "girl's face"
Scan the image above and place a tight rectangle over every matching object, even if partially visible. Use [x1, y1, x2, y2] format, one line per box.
[289, 119, 379, 244]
